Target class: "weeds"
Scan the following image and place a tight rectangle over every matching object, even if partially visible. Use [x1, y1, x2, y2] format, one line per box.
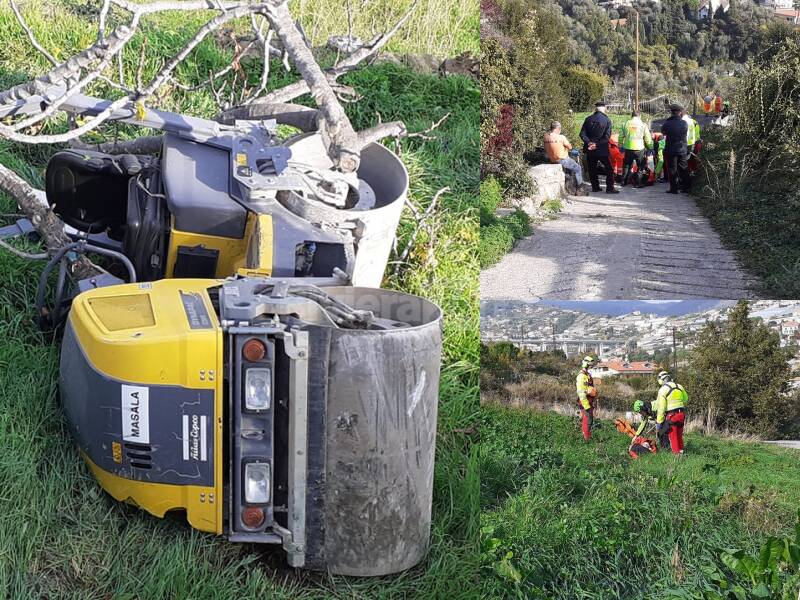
[478, 177, 531, 268]
[480, 405, 800, 599]
[0, 3, 479, 598]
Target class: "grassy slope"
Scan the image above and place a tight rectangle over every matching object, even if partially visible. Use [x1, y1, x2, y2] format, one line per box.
[0, 4, 479, 599]
[481, 405, 800, 600]
[692, 128, 800, 298]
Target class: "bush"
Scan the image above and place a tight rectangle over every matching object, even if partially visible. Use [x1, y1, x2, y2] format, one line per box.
[478, 223, 514, 268]
[563, 66, 606, 111]
[478, 209, 531, 268]
[501, 209, 530, 239]
[481, 148, 535, 199]
[480, 177, 502, 225]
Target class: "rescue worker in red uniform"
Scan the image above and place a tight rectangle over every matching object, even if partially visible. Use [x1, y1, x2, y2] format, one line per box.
[655, 371, 688, 455]
[576, 356, 598, 441]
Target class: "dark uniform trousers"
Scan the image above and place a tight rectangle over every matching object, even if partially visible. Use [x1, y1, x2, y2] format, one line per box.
[586, 151, 614, 192]
[664, 151, 690, 192]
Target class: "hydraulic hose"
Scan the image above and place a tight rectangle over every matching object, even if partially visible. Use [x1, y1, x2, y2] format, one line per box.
[35, 240, 137, 331]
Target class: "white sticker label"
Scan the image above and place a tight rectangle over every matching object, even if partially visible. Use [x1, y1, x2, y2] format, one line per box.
[121, 385, 150, 444]
[182, 414, 208, 462]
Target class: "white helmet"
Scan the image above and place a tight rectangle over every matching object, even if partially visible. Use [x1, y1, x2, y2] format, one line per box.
[657, 371, 671, 385]
[582, 356, 596, 369]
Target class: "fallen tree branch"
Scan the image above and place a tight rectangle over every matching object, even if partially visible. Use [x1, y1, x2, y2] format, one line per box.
[216, 102, 319, 131]
[262, 2, 360, 172]
[356, 121, 407, 149]
[408, 112, 451, 140]
[0, 164, 99, 278]
[393, 186, 448, 276]
[10, 0, 57, 67]
[251, 1, 417, 106]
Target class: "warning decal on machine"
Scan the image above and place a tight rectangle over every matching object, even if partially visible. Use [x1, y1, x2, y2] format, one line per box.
[121, 385, 150, 444]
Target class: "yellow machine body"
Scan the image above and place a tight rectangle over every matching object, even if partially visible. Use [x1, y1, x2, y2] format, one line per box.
[62, 279, 225, 534]
[164, 213, 273, 279]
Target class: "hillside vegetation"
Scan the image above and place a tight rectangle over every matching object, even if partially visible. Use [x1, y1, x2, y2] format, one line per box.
[481, 405, 800, 599]
[0, 3, 479, 598]
[482, 301, 800, 439]
[694, 39, 800, 298]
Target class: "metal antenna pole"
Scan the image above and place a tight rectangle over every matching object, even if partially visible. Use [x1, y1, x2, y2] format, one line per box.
[672, 326, 678, 376]
[635, 11, 640, 109]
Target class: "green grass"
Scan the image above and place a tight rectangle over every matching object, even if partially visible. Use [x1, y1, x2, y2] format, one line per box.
[0, 4, 478, 599]
[478, 177, 531, 269]
[481, 405, 800, 599]
[289, 0, 479, 57]
[692, 128, 800, 298]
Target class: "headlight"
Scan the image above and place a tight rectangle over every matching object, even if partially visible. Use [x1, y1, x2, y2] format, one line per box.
[244, 462, 271, 504]
[245, 368, 271, 410]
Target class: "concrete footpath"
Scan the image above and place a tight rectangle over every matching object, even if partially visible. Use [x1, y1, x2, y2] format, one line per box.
[766, 441, 800, 449]
[480, 182, 758, 300]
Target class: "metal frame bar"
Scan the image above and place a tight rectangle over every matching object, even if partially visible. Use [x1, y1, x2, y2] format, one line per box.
[279, 329, 309, 567]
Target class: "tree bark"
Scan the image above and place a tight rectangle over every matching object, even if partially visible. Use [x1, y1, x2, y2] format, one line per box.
[263, 3, 361, 172]
[0, 164, 99, 278]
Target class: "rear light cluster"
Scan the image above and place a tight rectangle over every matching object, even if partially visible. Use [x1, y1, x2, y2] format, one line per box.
[238, 337, 273, 531]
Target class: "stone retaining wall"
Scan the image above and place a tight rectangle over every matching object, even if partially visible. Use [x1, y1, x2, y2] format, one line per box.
[510, 164, 566, 216]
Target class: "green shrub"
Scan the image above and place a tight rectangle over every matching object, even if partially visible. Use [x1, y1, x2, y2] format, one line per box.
[478, 223, 514, 268]
[478, 209, 531, 269]
[501, 209, 530, 239]
[480, 177, 503, 225]
[563, 66, 606, 111]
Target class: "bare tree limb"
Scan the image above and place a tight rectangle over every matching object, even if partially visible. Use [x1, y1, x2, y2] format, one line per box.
[97, 0, 112, 44]
[356, 121, 407, 149]
[408, 112, 451, 140]
[10, 0, 57, 67]
[0, 20, 138, 109]
[253, 1, 417, 106]
[393, 186, 448, 276]
[262, 2, 361, 172]
[0, 163, 99, 277]
[216, 102, 319, 131]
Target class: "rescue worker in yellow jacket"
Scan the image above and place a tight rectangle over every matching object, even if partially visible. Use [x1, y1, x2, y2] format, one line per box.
[576, 356, 598, 441]
[619, 111, 653, 188]
[632, 399, 656, 437]
[654, 371, 688, 455]
[682, 113, 698, 151]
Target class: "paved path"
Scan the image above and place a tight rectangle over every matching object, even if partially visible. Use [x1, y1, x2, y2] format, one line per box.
[480, 183, 758, 300]
[766, 441, 800, 449]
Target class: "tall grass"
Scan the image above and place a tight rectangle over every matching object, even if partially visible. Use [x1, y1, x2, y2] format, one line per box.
[290, 0, 479, 56]
[0, 3, 479, 598]
[481, 405, 800, 599]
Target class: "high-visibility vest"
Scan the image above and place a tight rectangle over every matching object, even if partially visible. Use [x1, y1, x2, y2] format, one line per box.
[655, 382, 688, 423]
[683, 115, 697, 147]
[576, 370, 593, 409]
[619, 117, 653, 151]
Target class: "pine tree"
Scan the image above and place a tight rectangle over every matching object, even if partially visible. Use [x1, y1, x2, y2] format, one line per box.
[687, 300, 795, 436]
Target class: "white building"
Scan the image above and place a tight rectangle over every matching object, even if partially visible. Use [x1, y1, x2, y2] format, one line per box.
[698, 0, 731, 19]
[781, 320, 800, 337]
[759, 0, 794, 9]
